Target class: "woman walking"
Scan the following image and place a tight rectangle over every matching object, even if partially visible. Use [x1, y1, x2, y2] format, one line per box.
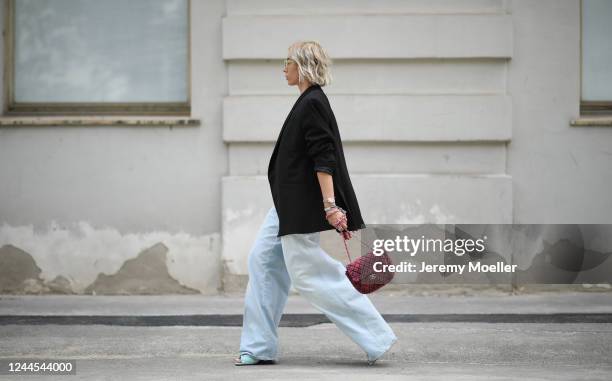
[235, 40, 397, 366]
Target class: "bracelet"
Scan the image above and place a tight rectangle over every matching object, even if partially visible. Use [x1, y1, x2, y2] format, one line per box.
[325, 206, 346, 216]
[325, 208, 338, 215]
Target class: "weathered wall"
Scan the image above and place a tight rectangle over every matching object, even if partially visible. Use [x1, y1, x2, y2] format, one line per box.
[0, 0, 227, 294]
[221, 0, 514, 282]
[1, 0, 610, 294]
[508, 0, 612, 223]
[221, 0, 612, 288]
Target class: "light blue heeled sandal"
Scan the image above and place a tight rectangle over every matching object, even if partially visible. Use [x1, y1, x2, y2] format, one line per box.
[234, 354, 259, 366]
[234, 353, 275, 366]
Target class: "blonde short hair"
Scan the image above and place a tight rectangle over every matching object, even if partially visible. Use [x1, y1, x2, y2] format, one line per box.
[288, 40, 332, 86]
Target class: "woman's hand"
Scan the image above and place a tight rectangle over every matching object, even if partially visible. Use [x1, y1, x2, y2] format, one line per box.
[326, 208, 353, 240]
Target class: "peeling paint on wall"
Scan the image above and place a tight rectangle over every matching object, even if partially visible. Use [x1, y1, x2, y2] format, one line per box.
[0, 244, 75, 294]
[85, 242, 200, 295]
[222, 204, 263, 275]
[0, 244, 46, 294]
[224, 205, 257, 224]
[0, 221, 221, 294]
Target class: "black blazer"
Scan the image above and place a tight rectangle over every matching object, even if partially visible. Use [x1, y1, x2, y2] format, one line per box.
[268, 84, 366, 237]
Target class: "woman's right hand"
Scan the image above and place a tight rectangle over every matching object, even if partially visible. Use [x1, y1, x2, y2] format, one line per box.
[326, 208, 352, 239]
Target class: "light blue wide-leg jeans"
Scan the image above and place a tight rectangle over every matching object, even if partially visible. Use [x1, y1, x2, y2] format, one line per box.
[239, 206, 397, 362]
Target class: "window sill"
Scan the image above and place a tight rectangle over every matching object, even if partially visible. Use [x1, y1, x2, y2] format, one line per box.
[0, 116, 201, 127]
[570, 116, 612, 127]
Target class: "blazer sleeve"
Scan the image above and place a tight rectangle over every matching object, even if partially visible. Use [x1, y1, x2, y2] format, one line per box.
[301, 97, 337, 175]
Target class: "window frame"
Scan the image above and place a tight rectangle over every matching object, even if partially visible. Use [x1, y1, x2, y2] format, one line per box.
[3, 0, 192, 117]
[580, 0, 612, 116]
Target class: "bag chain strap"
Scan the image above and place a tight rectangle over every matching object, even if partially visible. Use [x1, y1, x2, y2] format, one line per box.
[340, 234, 374, 264]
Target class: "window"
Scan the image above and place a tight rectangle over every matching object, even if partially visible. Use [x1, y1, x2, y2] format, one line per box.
[4, 0, 190, 116]
[581, 0, 612, 115]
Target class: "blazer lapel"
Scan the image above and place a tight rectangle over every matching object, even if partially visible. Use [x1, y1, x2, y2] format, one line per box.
[269, 84, 320, 166]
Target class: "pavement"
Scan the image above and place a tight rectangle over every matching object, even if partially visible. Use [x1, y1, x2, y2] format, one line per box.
[1, 291, 612, 380]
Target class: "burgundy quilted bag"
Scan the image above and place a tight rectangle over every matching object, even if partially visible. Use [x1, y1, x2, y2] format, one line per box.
[341, 236, 395, 294]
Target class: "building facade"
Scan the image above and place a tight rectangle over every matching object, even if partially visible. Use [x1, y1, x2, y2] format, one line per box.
[0, 0, 610, 294]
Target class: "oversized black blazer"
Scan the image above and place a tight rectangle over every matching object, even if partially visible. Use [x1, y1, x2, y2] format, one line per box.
[268, 84, 366, 237]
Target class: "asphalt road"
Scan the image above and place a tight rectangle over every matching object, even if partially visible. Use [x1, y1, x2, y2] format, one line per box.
[1, 321, 611, 380]
[1, 293, 611, 380]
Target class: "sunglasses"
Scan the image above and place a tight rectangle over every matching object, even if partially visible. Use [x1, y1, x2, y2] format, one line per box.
[283, 58, 296, 68]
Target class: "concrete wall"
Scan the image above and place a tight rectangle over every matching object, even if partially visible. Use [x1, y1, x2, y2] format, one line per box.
[508, 0, 612, 223]
[221, 0, 514, 280]
[1, 0, 610, 294]
[0, 0, 228, 294]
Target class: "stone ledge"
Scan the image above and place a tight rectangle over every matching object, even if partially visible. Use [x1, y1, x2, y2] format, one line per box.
[0, 117, 201, 127]
[570, 117, 612, 127]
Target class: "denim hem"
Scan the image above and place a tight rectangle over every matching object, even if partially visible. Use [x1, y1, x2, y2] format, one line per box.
[366, 335, 398, 362]
[240, 350, 277, 361]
